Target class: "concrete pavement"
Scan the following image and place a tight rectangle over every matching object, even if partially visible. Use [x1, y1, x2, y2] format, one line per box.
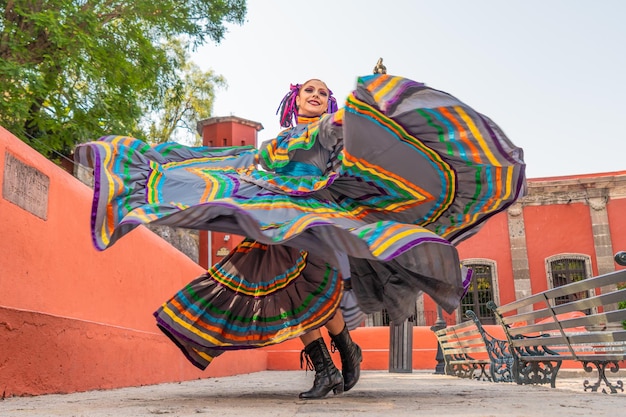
[1, 370, 624, 417]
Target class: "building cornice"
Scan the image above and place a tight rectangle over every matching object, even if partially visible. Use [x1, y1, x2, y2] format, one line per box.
[521, 172, 626, 206]
[196, 116, 264, 135]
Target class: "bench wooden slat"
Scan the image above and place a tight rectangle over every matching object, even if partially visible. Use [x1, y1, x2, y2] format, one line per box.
[576, 354, 626, 361]
[495, 270, 626, 314]
[447, 347, 490, 355]
[569, 331, 626, 344]
[500, 290, 626, 327]
[507, 309, 626, 336]
[516, 355, 576, 361]
[552, 289, 626, 315]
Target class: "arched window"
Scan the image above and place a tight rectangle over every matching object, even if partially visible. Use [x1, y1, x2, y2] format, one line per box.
[545, 254, 594, 314]
[460, 259, 498, 324]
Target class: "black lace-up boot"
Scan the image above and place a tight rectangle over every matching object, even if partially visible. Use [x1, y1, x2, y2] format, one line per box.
[299, 338, 344, 399]
[330, 325, 362, 391]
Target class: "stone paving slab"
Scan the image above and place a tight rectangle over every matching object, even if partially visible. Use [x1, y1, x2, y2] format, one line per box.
[1, 370, 624, 417]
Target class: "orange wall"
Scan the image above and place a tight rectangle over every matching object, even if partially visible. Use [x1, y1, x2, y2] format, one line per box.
[0, 127, 266, 397]
[524, 203, 597, 292]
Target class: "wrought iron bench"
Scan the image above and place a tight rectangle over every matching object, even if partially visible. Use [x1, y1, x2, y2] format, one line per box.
[464, 310, 514, 382]
[434, 311, 512, 382]
[487, 269, 626, 393]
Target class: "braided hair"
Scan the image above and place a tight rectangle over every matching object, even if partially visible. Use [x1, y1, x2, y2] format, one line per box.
[275, 80, 338, 128]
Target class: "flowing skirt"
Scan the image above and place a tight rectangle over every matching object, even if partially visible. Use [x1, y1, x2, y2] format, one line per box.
[75, 74, 525, 370]
[154, 240, 343, 369]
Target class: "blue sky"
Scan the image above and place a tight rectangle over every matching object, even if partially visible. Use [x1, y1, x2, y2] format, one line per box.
[193, 0, 626, 179]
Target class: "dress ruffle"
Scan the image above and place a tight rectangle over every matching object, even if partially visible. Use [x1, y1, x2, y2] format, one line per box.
[154, 240, 342, 370]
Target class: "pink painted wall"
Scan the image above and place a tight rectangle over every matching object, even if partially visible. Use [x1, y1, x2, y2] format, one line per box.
[0, 127, 266, 397]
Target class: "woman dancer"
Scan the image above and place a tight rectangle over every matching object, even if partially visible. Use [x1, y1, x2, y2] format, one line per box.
[75, 73, 525, 399]
[271, 79, 363, 398]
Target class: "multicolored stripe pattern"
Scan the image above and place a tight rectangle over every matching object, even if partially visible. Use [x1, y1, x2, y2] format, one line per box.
[342, 74, 525, 245]
[75, 133, 460, 264]
[154, 240, 343, 370]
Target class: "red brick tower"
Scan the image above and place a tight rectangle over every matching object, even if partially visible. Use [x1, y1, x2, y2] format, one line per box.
[196, 116, 264, 269]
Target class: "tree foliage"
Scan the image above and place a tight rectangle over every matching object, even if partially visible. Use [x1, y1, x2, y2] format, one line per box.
[0, 0, 246, 159]
[145, 40, 226, 145]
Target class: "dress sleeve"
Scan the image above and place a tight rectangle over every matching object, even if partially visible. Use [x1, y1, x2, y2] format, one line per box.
[314, 109, 344, 151]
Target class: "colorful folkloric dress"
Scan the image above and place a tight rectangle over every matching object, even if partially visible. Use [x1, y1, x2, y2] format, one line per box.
[74, 74, 526, 370]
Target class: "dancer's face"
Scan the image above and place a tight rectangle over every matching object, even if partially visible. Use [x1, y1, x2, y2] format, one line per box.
[296, 79, 330, 117]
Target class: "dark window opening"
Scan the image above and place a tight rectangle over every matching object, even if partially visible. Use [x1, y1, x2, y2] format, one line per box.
[460, 264, 495, 324]
[550, 258, 590, 314]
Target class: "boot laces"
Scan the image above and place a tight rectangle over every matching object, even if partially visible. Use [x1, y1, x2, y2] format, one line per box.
[299, 349, 314, 372]
[330, 340, 337, 353]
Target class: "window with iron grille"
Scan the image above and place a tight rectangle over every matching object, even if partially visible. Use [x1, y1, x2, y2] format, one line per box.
[549, 257, 590, 313]
[460, 263, 495, 324]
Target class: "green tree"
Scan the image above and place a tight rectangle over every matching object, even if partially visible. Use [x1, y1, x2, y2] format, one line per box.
[0, 0, 246, 160]
[145, 40, 226, 145]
